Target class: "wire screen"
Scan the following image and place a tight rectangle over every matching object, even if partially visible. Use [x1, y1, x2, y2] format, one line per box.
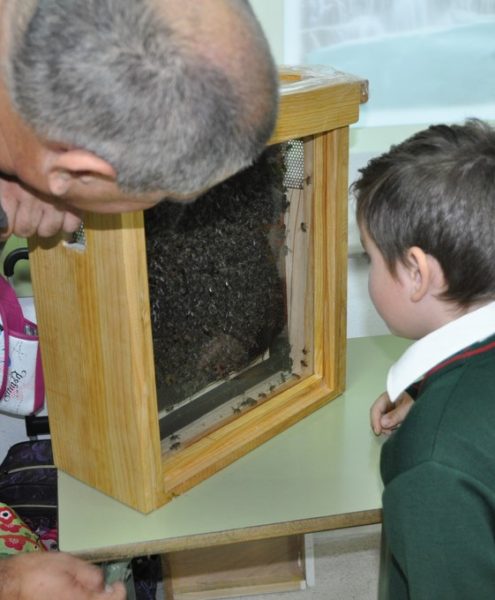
[284, 139, 305, 190]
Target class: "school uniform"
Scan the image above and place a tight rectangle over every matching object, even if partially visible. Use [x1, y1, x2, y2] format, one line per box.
[380, 302, 495, 600]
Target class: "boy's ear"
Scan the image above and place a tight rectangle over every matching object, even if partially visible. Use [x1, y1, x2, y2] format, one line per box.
[47, 150, 117, 196]
[405, 246, 446, 302]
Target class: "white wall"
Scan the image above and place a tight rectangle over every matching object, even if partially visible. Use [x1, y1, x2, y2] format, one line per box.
[250, 0, 285, 64]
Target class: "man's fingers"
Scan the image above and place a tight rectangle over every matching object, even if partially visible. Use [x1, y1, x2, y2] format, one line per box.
[0, 178, 83, 239]
[99, 581, 127, 599]
[11, 201, 44, 238]
[70, 558, 126, 599]
[71, 559, 106, 592]
[62, 209, 83, 235]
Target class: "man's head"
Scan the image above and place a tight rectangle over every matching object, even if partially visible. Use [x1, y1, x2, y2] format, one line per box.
[353, 119, 495, 309]
[0, 0, 278, 213]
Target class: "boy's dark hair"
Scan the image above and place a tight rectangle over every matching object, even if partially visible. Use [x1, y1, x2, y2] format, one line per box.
[353, 119, 495, 306]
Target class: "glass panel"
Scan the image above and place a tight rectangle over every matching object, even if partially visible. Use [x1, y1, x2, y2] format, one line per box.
[144, 140, 313, 449]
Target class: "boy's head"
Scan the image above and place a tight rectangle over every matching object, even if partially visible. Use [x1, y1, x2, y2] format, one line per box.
[353, 119, 495, 313]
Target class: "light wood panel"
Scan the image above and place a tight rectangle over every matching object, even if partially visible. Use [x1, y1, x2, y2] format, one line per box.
[314, 127, 350, 390]
[28, 213, 164, 513]
[270, 69, 367, 144]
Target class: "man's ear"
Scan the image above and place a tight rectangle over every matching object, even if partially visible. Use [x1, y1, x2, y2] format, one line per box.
[404, 246, 446, 302]
[47, 150, 117, 196]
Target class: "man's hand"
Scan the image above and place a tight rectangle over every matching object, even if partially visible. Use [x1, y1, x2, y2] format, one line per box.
[0, 552, 126, 600]
[370, 391, 414, 436]
[0, 178, 81, 239]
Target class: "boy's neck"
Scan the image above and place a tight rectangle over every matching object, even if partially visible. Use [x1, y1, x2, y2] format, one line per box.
[416, 299, 492, 340]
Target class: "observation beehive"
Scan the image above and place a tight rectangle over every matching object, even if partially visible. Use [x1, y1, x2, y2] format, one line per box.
[28, 67, 367, 513]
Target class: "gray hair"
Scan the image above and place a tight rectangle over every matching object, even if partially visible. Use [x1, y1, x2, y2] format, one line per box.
[8, 0, 278, 195]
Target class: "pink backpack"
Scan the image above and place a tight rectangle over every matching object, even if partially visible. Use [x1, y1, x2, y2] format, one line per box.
[0, 274, 45, 416]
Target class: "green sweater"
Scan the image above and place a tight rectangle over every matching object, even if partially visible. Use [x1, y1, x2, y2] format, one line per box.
[380, 335, 495, 599]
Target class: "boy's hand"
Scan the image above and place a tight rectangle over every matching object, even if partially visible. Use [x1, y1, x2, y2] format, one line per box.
[0, 552, 126, 600]
[370, 391, 414, 436]
[0, 178, 81, 239]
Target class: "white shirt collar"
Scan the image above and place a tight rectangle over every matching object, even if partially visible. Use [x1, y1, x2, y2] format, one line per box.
[387, 301, 495, 402]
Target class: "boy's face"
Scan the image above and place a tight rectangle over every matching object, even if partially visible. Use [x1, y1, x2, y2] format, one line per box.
[360, 225, 418, 339]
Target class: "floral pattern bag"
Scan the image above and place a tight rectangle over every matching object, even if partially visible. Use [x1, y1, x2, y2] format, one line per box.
[0, 440, 57, 552]
[0, 502, 45, 556]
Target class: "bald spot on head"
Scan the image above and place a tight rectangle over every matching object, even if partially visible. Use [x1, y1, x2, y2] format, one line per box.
[152, 0, 278, 133]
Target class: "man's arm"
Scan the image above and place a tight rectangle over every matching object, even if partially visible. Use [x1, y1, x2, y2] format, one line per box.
[0, 177, 81, 239]
[0, 552, 126, 599]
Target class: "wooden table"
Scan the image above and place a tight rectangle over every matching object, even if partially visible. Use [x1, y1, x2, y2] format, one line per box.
[58, 335, 409, 563]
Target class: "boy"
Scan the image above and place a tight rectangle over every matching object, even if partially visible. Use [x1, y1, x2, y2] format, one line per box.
[353, 119, 495, 599]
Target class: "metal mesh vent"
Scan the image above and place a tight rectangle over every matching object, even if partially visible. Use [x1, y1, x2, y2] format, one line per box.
[72, 223, 86, 245]
[284, 139, 305, 190]
[65, 223, 86, 250]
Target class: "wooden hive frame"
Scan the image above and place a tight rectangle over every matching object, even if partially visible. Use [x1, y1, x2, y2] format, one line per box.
[28, 67, 367, 513]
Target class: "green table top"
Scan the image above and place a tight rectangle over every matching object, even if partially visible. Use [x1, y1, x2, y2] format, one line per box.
[58, 335, 409, 561]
